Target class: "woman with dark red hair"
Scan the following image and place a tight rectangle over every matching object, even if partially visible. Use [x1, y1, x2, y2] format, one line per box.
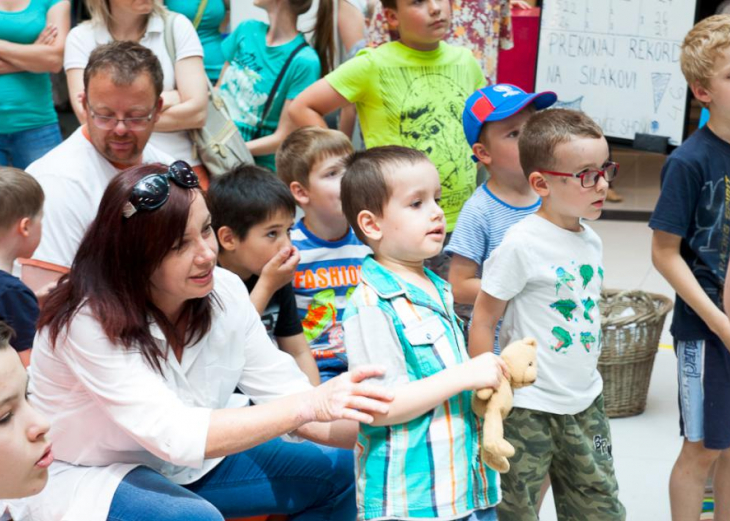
[15, 162, 391, 521]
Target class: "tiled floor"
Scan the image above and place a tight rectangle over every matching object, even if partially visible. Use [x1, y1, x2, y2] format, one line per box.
[539, 218, 681, 521]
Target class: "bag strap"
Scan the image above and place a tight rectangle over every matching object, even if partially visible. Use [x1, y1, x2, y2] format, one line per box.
[163, 11, 177, 63]
[253, 41, 309, 138]
[192, 0, 208, 30]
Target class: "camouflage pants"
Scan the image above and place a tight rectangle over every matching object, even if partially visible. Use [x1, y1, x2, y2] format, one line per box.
[497, 395, 626, 521]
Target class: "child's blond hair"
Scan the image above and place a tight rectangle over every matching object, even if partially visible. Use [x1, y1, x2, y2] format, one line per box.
[276, 127, 354, 188]
[0, 167, 44, 233]
[681, 14, 730, 89]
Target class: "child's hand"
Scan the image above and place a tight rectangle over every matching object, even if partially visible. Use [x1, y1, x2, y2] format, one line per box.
[259, 245, 300, 292]
[463, 352, 509, 391]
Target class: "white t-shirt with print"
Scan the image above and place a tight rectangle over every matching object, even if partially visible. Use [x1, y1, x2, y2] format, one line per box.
[481, 214, 604, 415]
[28, 127, 173, 268]
[64, 14, 203, 164]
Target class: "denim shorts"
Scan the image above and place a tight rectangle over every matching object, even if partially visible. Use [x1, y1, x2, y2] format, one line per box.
[676, 337, 730, 449]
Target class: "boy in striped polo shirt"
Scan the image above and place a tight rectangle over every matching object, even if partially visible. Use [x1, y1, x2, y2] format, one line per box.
[341, 146, 507, 521]
[446, 85, 556, 346]
[277, 127, 371, 381]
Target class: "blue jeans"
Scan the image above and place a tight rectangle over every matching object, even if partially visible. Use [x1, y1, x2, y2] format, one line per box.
[318, 356, 348, 383]
[458, 507, 497, 520]
[107, 438, 355, 521]
[0, 123, 62, 169]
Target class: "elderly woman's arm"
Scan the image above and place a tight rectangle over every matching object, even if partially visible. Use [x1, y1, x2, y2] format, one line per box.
[0, 1, 69, 73]
[154, 55, 208, 132]
[52, 306, 391, 467]
[205, 366, 390, 457]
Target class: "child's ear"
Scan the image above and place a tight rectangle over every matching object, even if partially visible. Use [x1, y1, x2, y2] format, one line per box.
[17, 217, 31, 238]
[528, 171, 549, 197]
[357, 210, 383, 242]
[289, 181, 310, 206]
[690, 82, 712, 106]
[216, 226, 238, 252]
[472, 143, 492, 166]
[383, 6, 400, 31]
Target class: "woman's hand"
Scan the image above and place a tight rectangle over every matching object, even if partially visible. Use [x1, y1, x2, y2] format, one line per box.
[161, 90, 182, 112]
[35, 25, 58, 46]
[302, 366, 394, 424]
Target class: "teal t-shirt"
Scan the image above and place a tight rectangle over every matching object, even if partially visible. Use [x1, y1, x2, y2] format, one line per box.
[165, 0, 225, 82]
[0, 0, 63, 134]
[219, 20, 320, 171]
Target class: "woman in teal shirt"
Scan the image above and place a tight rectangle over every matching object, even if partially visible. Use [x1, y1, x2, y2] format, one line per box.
[165, 0, 227, 82]
[0, 0, 70, 169]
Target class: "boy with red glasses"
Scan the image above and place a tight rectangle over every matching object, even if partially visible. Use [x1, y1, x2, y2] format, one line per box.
[469, 108, 625, 520]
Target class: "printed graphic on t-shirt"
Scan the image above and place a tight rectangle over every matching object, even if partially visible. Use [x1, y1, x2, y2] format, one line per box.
[690, 176, 729, 280]
[548, 262, 603, 354]
[379, 66, 473, 220]
[220, 61, 267, 127]
[260, 300, 281, 340]
[298, 279, 358, 349]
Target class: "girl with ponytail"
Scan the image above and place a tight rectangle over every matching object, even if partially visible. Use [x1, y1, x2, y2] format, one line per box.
[217, 0, 335, 172]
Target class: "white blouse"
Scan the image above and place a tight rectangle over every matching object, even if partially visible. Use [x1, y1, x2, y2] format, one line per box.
[11, 268, 311, 521]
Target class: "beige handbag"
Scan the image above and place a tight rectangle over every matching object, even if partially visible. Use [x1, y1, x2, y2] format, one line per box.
[163, 10, 253, 177]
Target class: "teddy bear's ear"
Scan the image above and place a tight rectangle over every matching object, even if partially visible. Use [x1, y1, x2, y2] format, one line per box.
[523, 338, 538, 348]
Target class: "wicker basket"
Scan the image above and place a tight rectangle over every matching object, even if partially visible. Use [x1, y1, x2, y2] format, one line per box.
[598, 289, 672, 418]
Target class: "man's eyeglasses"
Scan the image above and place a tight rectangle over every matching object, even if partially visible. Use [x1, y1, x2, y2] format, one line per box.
[87, 104, 156, 131]
[122, 161, 199, 218]
[540, 161, 619, 188]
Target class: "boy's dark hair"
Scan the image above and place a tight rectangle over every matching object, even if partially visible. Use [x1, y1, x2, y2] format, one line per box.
[519, 108, 604, 178]
[342, 146, 429, 243]
[0, 167, 44, 233]
[380, 0, 396, 9]
[277, 127, 354, 188]
[208, 165, 296, 240]
[0, 321, 14, 351]
[84, 41, 164, 99]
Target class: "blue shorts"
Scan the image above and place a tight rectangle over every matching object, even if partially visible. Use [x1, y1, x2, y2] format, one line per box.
[676, 337, 730, 449]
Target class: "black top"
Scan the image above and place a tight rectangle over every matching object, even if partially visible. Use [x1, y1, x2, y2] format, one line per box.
[244, 274, 303, 339]
[649, 125, 730, 341]
[0, 270, 39, 352]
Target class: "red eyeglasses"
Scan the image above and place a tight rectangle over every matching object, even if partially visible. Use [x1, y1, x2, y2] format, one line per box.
[540, 161, 619, 188]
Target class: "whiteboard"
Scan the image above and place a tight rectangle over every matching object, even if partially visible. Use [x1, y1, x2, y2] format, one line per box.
[534, 0, 698, 146]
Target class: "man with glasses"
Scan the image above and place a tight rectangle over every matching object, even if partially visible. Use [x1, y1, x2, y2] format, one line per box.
[24, 41, 172, 286]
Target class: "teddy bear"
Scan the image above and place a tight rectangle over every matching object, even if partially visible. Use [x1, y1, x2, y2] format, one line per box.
[471, 337, 538, 473]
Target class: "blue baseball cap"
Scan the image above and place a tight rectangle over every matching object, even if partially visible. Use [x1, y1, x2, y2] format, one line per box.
[462, 84, 557, 148]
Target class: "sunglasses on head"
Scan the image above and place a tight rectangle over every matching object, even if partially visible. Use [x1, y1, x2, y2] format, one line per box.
[122, 161, 199, 218]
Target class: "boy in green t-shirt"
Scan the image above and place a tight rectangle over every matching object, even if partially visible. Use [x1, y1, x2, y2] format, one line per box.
[290, 0, 486, 242]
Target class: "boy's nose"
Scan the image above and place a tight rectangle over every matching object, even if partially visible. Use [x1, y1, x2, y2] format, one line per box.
[596, 174, 610, 191]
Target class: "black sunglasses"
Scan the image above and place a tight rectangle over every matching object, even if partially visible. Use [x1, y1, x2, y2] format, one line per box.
[122, 161, 199, 218]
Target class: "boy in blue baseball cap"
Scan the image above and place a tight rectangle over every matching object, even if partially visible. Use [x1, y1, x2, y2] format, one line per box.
[445, 84, 556, 345]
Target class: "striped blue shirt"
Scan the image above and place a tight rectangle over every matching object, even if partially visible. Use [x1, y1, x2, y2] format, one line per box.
[290, 220, 371, 360]
[445, 183, 541, 274]
[445, 184, 540, 350]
